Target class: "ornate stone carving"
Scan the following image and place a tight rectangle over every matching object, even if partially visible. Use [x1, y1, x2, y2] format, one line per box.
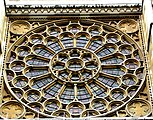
[10, 20, 31, 35]
[6, 4, 142, 16]
[3, 19, 148, 118]
[118, 19, 138, 33]
[0, 101, 25, 119]
[126, 98, 152, 117]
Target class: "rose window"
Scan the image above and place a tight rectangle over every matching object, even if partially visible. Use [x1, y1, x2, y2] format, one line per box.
[4, 19, 146, 118]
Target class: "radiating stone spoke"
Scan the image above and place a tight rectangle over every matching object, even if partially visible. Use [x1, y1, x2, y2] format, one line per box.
[101, 65, 126, 77]
[24, 66, 49, 78]
[43, 82, 63, 98]
[25, 54, 50, 66]
[30, 73, 54, 89]
[77, 86, 92, 103]
[59, 86, 75, 104]
[97, 73, 120, 88]
[95, 43, 117, 57]
[88, 82, 107, 98]
[100, 53, 125, 65]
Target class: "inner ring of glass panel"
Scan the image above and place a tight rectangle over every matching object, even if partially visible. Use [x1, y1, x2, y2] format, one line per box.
[50, 48, 101, 83]
[67, 58, 84, 71]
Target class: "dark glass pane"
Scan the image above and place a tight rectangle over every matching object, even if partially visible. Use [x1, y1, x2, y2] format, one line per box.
[112, 91, 124, 100]
[97, 47, 115, 57]
[61, 37, 73, 48]
[46, 101, 59, 111]
[35, 48, 53, 58]
[88, 40, 102, 51]
[76, 36, 88, 48]
[47, 41, 62, 52]
[32, 77, 53, 89]
[25, 69, 48, 78]
[77, 86, 91, 103]
[89, 83, 106, 97]
[60, 86, 74, 103]
[98, 76, 119, 88]
[102, 68, 125, 76]
[44, 83, 62, 98]
[101, 57, 123, 64]
[27, 58, 49, 66]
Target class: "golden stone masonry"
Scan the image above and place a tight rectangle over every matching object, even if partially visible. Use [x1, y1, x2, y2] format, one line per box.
[0, 0, 153, 119]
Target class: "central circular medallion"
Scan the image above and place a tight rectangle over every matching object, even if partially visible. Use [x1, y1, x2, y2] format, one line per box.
[67, 58, 84, 71]
[50, 48, 100, 83]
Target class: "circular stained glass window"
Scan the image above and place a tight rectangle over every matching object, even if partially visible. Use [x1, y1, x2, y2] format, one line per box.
[4, 19, 145, 118]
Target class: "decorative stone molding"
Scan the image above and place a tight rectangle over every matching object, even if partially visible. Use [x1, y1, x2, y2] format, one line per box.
[6, 4, 142, 16]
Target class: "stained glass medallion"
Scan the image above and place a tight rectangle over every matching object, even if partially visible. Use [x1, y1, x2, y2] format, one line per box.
[3, 19, 148, 118]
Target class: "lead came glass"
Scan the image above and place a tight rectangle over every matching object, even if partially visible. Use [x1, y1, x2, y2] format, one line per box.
[98, 76, 119, 88]
[88, 40, 102, 51]
[44, 83, 62, 98]
[76, 35, 88, 48]
[32, 77, 53, 89]
[47, 41, 62, 52]
[97, 46, 116, 57]
[77, 86, 91, 103]
[34, 47, 53, 58]
[60, 86, 74, 103]
[89, 83, 107, 97]
[26, 58, 49, 66]
[61, 36, 73, 48]
[25, 69, 48, 78]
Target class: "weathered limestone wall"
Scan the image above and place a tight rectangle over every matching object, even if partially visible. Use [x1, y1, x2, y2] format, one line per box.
[142, 0, 153, 93]
[0, 0, 5, 44]
[0, 0, 6, 103]
[0, 0, 6, 55]
[143, 0, 153, 48]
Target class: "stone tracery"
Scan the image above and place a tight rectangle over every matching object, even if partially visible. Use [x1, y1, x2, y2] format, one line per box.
[1, 19, 151, 118]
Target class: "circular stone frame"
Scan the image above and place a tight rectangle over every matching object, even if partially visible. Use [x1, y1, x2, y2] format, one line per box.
[4, 19, 146, 118]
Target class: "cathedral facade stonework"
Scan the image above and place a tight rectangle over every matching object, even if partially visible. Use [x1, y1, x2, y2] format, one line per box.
[0, 1, 153, 119]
